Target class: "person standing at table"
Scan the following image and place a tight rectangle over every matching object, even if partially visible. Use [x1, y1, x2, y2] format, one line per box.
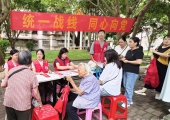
[90, 30, 110, 66]
[4, 49, 19, 77]
[1, 50, 42, 120]
[32, 49, 52, 103]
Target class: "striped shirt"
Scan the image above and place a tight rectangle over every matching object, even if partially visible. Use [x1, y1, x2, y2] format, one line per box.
[3, 65, 39, 111]
[73, 74, 100, 109]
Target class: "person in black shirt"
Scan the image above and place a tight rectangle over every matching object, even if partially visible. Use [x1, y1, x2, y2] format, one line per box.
[135, 35, 170, 99]
[121, 37, 144, 107]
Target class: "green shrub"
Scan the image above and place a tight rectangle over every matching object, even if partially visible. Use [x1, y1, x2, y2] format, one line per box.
[26, 41, 34, 51]
[0, 40, 10, 58]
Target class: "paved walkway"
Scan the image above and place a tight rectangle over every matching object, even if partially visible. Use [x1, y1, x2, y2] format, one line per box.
[0, 60, 170, 120]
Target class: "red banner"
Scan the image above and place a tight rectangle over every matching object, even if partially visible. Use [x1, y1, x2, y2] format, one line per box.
[10, 11, 135, 32]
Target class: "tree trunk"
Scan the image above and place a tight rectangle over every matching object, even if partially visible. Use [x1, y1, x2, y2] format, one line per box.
[10, 39, 15, 49]
[0, 0, 10, 25]
[168, 12, 170, 36]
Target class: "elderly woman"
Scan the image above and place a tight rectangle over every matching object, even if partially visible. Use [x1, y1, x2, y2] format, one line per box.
[66, 63, 100, 120]
[1, 50, 42, 120]
[99, 49, 122, 96]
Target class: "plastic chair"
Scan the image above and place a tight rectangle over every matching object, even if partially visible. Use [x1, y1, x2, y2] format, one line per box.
[101, 94, 127, 120]
[77, 103, 102, 120]
[32, 104, 59, 120]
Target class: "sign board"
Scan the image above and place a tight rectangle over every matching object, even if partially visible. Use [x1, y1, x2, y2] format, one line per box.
[10, 11, 135, 32]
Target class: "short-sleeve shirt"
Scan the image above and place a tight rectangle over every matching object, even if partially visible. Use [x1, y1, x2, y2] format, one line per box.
[99, 62, 122, 96]
[73, 74, 100, 109]
[90, 41, 111, 54]
[115, 45, 130, 57]
[123, 48, 144, 74]
[3, 65, 39, 111]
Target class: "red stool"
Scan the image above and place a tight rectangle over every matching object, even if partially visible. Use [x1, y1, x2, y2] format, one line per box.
[101, 94, 127, 120]
[32, 104, 59, 120]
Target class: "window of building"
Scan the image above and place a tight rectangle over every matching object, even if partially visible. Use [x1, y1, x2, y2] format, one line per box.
[42, 40, 50, 46]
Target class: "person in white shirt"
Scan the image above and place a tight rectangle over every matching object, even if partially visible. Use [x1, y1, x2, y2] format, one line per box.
[115, 36, 129, 59]
[98, 49, 122, 96]
[115, 36, 129, 89]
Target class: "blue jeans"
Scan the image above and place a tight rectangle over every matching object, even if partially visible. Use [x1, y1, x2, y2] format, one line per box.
[123, 72, 138, 105]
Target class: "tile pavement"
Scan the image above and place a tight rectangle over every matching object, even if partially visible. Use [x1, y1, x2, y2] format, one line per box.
[0, 61, 170, 120]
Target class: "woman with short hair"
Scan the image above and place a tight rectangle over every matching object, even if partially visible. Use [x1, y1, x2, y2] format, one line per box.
[122, 37, 144, 107]
[66, 63, 100, 120]
[1, 50, 42, 120]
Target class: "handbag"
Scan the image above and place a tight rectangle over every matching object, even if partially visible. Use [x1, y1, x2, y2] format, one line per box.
[54, 94, 64, 113]
[54, 83, 70, 114]
[144, 58, 159, 88]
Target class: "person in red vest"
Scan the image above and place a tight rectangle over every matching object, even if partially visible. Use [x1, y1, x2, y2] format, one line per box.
[32, 49, 51, 74]
[90, 30, 110, 65]
[53, 48, 77, 97]
[53, 47, 77, 71]
[4, 49, 19, 77]
[32, 49, 52, 103]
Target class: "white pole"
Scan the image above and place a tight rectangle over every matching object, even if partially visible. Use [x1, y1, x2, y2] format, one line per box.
[67, 31, 70, 49]
[64, 32, 67, 48]
[72, 32, 75, 48]
[80, 31, 83, 50]
[83, 32, 86, 49]
[50, 35, 53, 50]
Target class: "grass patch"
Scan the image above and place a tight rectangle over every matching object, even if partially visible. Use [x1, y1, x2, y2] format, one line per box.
[143, 50, 152, 56]
[31, 50, 90, 62]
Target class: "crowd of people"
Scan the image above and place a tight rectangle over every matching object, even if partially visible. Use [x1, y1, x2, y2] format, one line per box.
[0, 29, 170, 120]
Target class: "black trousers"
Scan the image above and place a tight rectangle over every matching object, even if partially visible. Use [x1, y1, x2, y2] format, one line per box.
[66, 92, 79, 120]
[6, 107, 31, 120]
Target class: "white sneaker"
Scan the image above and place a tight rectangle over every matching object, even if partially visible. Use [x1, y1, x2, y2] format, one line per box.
[121, 103, 130, 108]
[168, 109, 170, 112]
[155, 93, 161, 100]
[131, 102, 133, 105]
[134, 90, 146, 95]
